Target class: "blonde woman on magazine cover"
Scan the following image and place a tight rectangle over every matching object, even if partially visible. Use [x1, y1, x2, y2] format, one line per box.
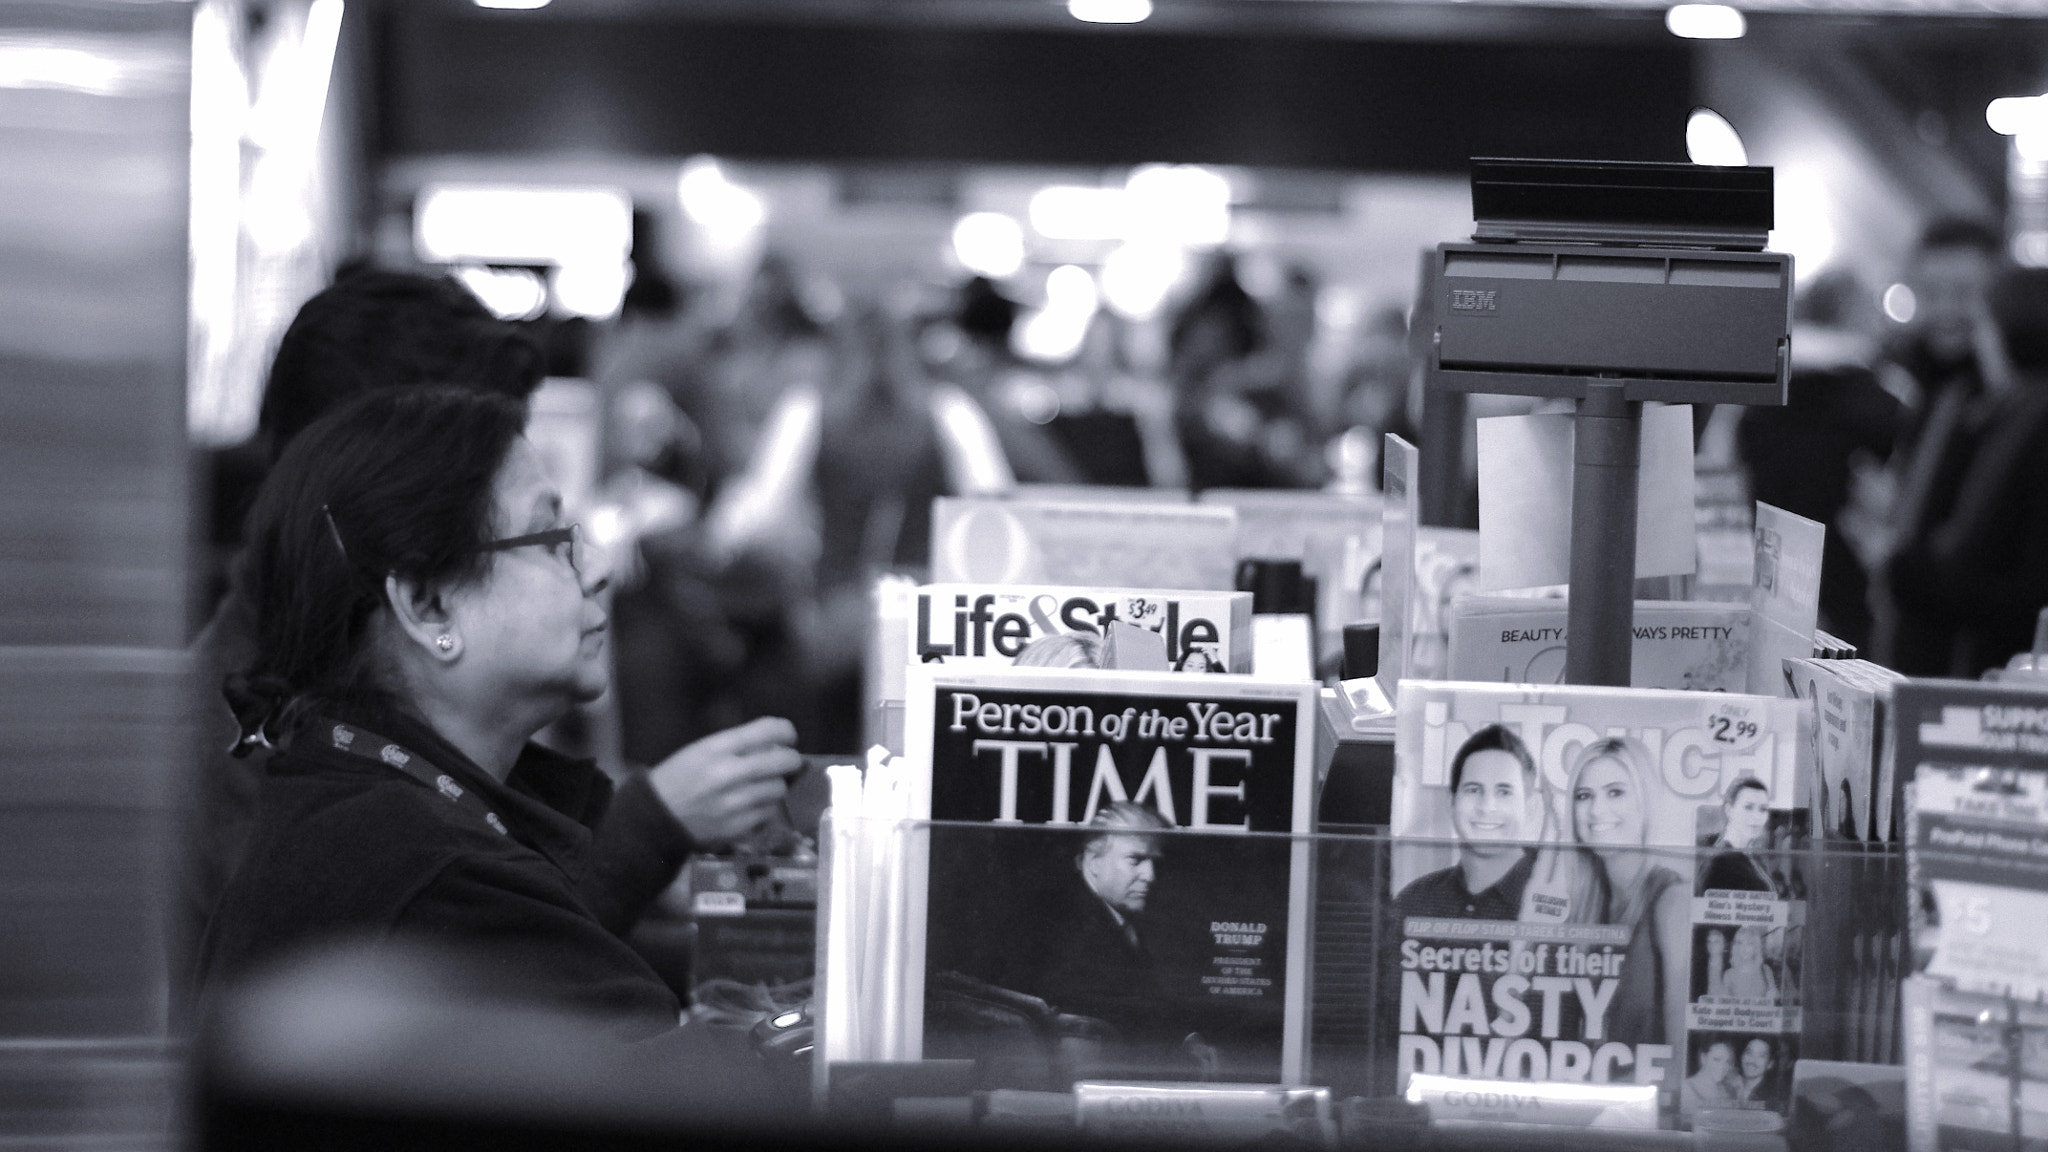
[1566, 736, 1691, 1056]
[1720, 925, 1780, 1002]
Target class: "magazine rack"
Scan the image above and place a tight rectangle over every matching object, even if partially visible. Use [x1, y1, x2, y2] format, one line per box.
[812, 814, 1906, 1148]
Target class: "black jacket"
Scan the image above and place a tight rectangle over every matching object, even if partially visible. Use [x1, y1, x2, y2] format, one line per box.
[1888, 379, 2048, 675]
[1032, 882, 1163, 1041]
[198, 702, 696, 1036]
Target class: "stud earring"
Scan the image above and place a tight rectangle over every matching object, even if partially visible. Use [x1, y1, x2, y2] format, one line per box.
[435, 635, 455, 653]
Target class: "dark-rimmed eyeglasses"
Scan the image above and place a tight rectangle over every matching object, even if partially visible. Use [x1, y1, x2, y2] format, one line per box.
[474, 523, 584, 576]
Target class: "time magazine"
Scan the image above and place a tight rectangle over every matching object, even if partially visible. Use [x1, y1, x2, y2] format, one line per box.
[900, 665, 1320, 1089]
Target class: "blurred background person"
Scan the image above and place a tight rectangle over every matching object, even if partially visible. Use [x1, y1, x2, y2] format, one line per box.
[589, 251, 838, 757]
[589, 261, 715, 505]
[1167, 254, 1322, 491]
[1880, 219, 2003, 466]
[1325, 303, 1421, 495]
[588, 379, 749, 767]
[1042, 309, 1188, 489]
[1737, 269, 1901, 652]
[1883, 263, 2048, 677]
[696, 253, 837, 497]
[928, 275, 1087, 486]
[1875, 218, 2003, 673]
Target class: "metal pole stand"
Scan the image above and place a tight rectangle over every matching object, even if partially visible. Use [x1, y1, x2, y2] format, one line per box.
[1564, 380, 1641, 687]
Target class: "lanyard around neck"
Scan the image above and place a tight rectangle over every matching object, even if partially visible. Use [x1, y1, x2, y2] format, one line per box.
[318, 719, 509, 838]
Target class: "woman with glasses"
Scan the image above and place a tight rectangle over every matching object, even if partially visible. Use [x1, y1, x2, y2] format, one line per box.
[198, 387, 793, 1043]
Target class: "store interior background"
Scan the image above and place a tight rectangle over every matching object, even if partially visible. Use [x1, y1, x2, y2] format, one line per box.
[2, 0, 2044, 1144]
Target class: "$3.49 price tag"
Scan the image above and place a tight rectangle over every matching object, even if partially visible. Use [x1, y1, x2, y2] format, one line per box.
[1704, 700, 1766, 755]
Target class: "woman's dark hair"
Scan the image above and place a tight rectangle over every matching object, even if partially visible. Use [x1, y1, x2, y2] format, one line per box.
[1723, 775, 1770, 807]
[259, 270, 545, 459]
[224, 387, 529, 751]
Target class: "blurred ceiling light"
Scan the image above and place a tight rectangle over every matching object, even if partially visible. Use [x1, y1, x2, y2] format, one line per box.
[475, 0, 551, 8]
[677, 157, 765, 236]
[1665, 4, 1745, 39]
[1016, 265, 1100, 363]
[675, 156, 765, 264]
[1030, 185, 1127, 241]
[1987, 94, 2048, 163]
[1881, 283, 1917, 325]
[1031, 168, 1230, 248]
[417, 184, 632, 268]
[676, 158, 765, 279]
[1685, 107, 1748, 167]
[1769, 168, 1836, 276]
[455, 265, 548, 321]
[1068, 0, 1152, 24]
[553, 260, 632, 320]
[0, 35, 131, 97]
[1100, 241, 1187, 320]
[1986, 94, 2048, 136]
[1044, 264, 1100, 310]
[1125, 164, 1232, 247]
[952, 212, 1026, 278]
[2014, 231, 2048, 268]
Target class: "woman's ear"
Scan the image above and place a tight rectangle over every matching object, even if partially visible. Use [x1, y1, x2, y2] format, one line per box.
[385, 573, 461, 662]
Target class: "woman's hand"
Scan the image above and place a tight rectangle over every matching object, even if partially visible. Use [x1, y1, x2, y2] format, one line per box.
[649, 718, 803, 850]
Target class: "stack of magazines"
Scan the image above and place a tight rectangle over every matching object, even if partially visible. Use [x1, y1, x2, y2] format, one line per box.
[1896, 680, 2048, 1152]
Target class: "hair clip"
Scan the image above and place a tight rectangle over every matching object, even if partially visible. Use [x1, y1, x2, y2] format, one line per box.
[320, 504, 352, 565]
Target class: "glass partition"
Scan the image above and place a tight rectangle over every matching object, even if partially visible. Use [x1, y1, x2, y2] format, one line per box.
[815, 815, 1906, 1146]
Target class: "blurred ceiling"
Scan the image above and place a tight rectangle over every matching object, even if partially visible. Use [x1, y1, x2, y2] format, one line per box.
[357, 0, 2047, 214]
[380, 0, 2048, 27]
[372, 6, 1698, 168]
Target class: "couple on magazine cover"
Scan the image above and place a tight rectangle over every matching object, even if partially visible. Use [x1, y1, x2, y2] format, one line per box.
[1392, 724, 1691, 1051]
[1681, 1034, 1784, 1114]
